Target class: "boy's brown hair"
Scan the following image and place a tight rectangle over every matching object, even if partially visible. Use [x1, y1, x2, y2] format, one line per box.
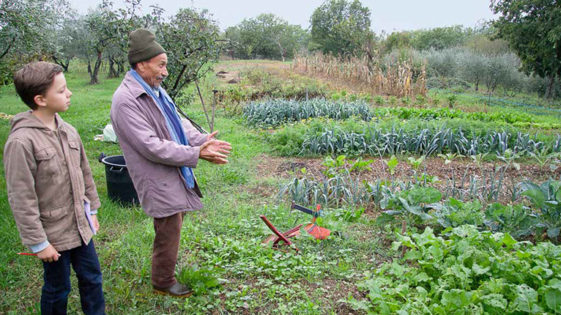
[13, 62, 63, 110]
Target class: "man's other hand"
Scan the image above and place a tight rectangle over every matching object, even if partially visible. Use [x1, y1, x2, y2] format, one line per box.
[199, 134, 232, 164]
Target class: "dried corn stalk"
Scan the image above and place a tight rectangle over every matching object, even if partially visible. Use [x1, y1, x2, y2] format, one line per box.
[292, 52, 426, 98]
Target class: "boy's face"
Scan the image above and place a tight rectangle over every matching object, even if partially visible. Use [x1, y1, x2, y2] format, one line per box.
[34, 73, 72, 113]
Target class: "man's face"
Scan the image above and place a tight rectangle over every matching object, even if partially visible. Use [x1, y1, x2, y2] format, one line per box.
[137, 53, 168, 88]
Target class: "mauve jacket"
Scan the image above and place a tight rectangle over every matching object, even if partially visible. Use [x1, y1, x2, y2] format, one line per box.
[110, 72, 208, 218]
[4, 112, 101, 251]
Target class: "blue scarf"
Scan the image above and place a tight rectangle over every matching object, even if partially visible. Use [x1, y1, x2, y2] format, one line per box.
[130, 69, 195, 189]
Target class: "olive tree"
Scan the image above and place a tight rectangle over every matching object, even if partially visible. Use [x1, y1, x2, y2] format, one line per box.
[0, 0, 71, 83]
[157, 8, 222, 99]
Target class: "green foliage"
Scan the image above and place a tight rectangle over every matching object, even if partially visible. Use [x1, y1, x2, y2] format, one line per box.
[244, 99, 372, 128]
[223, 14, 309, 60]
[432, 198, 485, 228]
[321, 155, 373, 179]
[379, 187, 442, 225]
[484, 202, 536, 239]
[269, 123, 308, 156]
[410, 25, 471, 51]
[322, 155, 347, 178]
[310, 0, 373, 56]
[446, 94, 457, 108]
[353, 225, 561, 314]
[177, 265, 222, 296]
[0, 0, 72, 83]
[159, 8, 221, 99]
[294, 120, 560, 157]
[407, 156, 424, 170]
[373, 95, 385, 105]
[521, 180, 561, 240]
[385, 155, 398, 175]
[279, 172, 387, 209]
[491, 0, 561, 98]
[218, 69, 328, 107]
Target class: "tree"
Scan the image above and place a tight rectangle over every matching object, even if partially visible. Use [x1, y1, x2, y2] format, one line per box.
[483, 53, 518, 94]
[157, 8, 222, 99]
[459, 50, 488, 91]
[410, 25, 471, 51]
[310, 0, 372, 56]
[224, 14, 308, 60]
[491, 0, 561, 98]
[0, 0, 71, 83]
[382, 31, 413, 54]
[50, 15, 82, 72]
[77, 0, 122, 84]
[0, 0, 69, 59]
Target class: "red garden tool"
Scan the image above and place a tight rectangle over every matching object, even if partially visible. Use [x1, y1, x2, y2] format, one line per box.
[291, 201, 331, 240]
[260, 215, 301, 252]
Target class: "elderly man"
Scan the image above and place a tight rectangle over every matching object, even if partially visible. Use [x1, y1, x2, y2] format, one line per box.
[110, 29, 231, 297]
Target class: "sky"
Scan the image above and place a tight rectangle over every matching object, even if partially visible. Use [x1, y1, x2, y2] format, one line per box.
[68, 0, 497, 34]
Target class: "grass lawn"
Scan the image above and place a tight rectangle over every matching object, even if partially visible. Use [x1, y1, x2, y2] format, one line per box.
[0, 64, 381, 314]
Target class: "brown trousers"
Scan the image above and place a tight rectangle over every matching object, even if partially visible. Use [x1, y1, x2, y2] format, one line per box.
[152, 212, 185, 288]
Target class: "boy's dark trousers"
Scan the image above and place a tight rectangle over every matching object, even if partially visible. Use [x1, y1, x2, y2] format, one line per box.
[41, 240, 105, 315]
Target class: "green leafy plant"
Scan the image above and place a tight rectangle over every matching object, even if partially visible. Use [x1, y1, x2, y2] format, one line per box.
[322, 155, 347, 178]
[447, 94, 457, 108]
[484, 202, 536, 239]
[244, 99, 372, 128]
[438, 152, 464, 165]
[349, 157, 373, 173]
[429, 198, 485, 228]
[177, 265, 222, 296]
[521, 180, 561, 240]
[352, 225, 561, 314]
[407, 156, 424, 170]
[378, 186, 442, 226]
[385, 155, 399, 176]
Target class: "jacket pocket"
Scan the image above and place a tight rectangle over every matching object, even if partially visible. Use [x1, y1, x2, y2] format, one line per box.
[68, 140, 81, 168]
[40, 206, 67, 222]
[35, 147, 60, 178]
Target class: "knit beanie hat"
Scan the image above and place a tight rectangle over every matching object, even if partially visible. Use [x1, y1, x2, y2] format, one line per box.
[128, 29, 166, 65]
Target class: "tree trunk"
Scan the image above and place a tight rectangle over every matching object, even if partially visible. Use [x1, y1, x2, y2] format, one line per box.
[475, 79, 479, 92]
[89, 51, 102, 85]
[52, 55, 70, 72]
[0, 37, 15, 60]
[117, 60, 125, 74]
[276, 41, 285, 62]
[107, 56, 118, 78]
[546, 75, 555, 99]
[87, 60, 93, 79]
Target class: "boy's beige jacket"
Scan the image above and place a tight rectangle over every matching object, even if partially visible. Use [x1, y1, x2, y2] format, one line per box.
[4, 112, 101, 251]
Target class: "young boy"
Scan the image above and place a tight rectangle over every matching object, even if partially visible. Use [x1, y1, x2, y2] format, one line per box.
[4, 62, 105, 314]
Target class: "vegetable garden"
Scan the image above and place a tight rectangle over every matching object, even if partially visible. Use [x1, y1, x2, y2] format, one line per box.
[2, 60, 561, 314]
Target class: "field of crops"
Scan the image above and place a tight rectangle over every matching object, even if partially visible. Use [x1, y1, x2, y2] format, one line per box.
[233, 61, 561, 313]
[1, 60, 561, 314]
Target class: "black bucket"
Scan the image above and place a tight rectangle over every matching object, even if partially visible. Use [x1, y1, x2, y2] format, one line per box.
[99, 153, 139, 204]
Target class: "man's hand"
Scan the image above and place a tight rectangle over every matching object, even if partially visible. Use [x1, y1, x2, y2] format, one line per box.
[37, 244, 60, 263]
[206, 130, 219, 141]
[200, 131, 232, 164]
[91, 214, 100, 232]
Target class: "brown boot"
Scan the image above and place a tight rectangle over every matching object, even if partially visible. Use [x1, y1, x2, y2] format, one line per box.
[153, 282, 193, 297]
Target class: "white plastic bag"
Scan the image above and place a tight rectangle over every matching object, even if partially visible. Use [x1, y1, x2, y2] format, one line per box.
[103, 124, 118, 143]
